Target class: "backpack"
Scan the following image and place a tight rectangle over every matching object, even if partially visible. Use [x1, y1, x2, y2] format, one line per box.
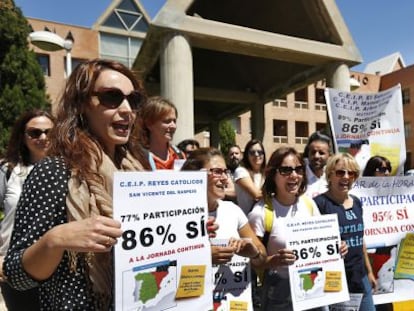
[171, 144, 185, 159]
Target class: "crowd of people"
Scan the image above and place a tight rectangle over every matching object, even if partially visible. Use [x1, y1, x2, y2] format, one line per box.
[0, 58, 405, 310]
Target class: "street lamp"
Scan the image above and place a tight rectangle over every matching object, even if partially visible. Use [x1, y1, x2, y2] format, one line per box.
[29, 30, 73, 76]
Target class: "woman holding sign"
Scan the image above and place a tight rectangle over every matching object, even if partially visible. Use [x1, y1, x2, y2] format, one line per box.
[181, 147, 266, 265]
[313, 153, 376, 311]
[3, 59, 151, 310]
[248, 146, 328, 311]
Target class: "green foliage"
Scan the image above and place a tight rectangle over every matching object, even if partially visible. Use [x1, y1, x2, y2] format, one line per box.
[0, 0, 49, 155]
[219, 120, 236, 156]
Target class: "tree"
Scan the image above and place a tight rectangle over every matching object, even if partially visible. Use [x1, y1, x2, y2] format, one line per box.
[0, 0, 49, 155]
[219, 120, 236, 156]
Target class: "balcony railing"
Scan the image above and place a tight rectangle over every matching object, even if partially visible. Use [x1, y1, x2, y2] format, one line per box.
[315, 103, 327, 111]
[294, 101, 308, 109]
[273, 136, 288, 143]
[272, 99, 287, 108]
[295, 137, 308, 144]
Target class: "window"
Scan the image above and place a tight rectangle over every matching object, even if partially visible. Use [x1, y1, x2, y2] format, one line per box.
[230, 117, 241, 134]
[102, 0, 148, 32]
[315, 103, 327, 111]
[316, 123, 327, 132]
[294, 87, 308, 109]
[273, 119, 288, 143]
[402, 88, 410, 105]
[315, 88, 325, 104]
[295, 87, 308, 102]
[272, 96, 287, 107]
[100, 33, 143, 68]
[37, 54, 50, 76]
[315, 88, 326, 110]
[295, 121, 308, 144]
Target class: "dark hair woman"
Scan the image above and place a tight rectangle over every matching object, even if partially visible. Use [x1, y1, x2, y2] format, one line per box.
[0, 109, 54, 311]
[4, 59, 150, 310]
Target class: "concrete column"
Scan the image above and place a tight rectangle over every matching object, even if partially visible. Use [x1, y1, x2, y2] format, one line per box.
[160, 33, 194, 144]
[326, 63, 350, 150]
[209, 121, 220, 148]
[250, 101, 265, 141]
[327, 63, 350, 91]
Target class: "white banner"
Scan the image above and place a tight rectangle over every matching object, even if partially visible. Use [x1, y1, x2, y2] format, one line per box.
[351, 176, 414, 304]
[286, 214, 349, 310]
[113, 171, 213, 311]
[325, 85, 405, 175]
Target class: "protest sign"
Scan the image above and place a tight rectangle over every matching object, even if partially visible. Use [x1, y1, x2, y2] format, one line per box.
[351, 176, 414, 304]
[325, 85, 405, 175]
[113, 171, 213, 311]
[285, 214, 349, 310]
[211, 239, 252, 311]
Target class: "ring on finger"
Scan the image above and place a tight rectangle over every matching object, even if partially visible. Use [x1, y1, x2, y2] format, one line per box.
[105, 236, 112, 247]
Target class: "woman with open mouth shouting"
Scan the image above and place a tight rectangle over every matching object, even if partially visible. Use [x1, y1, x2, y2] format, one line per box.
[3, 59, 151, 310]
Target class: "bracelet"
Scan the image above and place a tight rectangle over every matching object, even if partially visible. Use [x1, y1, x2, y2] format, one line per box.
[251, 249, 261, 260]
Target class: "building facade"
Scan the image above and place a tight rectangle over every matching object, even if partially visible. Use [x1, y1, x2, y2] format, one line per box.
[26, 4, 414, 170]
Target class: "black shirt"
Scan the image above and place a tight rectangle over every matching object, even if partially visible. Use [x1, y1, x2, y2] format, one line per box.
[313, 193, 366, 293]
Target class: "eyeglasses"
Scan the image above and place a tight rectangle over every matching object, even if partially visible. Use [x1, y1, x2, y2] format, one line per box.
[278, 166, 305, 176]
[91, 88, 143, 110]
[335, 169, 357, 178]
[376, 167, 391, 173]
[25, 128, 52, 139]
[248, 150, 264, 157]
[209, 168, 231, 177]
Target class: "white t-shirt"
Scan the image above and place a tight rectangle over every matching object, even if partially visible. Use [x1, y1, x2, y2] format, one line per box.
[0, 163, 33, 255]
[248, 195, 320, 278]
[233, 166, 263, 215]
[304, 161, 328, 199]
[209, 200, 249, 239]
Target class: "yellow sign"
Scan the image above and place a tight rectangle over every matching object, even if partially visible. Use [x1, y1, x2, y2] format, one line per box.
[324, 271, 342, 292]
[395, 233, 414, 279]
[176, 265, 206, 299]
[229, 300, 248, 311]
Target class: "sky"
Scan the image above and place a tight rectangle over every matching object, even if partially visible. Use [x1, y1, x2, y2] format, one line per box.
[14, 0, 414, 72]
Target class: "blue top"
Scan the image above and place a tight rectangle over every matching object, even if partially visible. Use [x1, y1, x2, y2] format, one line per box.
[313, 193, 366, 293]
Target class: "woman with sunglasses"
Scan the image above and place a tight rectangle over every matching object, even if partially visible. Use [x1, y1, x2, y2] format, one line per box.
[248, 146, 326, 311]
[3, 59, 151, 310]
[0, 109, 54, 311]
[234, 139, 266, 215]
[139, 96, 185, 170]
[313, 153, 376, 311]
[362, 155, 392, 177]
[181, 148, 266, 300]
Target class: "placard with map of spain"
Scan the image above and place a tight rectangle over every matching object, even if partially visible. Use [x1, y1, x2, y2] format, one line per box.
[285, 214, 349, 310]
[113, 171, 213, 310]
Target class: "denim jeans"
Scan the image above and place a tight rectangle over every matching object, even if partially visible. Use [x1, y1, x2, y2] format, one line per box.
[359, 275, 376, 311]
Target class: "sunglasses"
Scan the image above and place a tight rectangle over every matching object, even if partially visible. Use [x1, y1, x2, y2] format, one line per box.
[25, 128, 52, 139]
[376, 167, 391, 173]
[248, 150, 264, 157]
[278, 165, 305, 176]
[209, 168, 231, 177]
[91, 88, 143, 110]
[335, 169, 357, 178]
